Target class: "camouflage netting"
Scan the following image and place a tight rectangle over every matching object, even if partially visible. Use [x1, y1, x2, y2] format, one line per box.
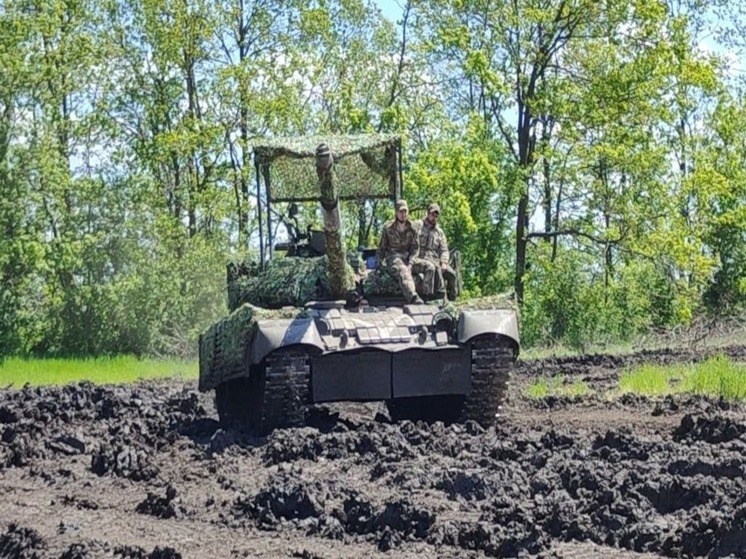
[227, 256, 356, 312]
[363, 251, 465, 300]
[362, 267, 400, 296]
[253, 134, 399, 202]
[453, 293, 521, 329]
[362, 267, 422, 298]
[199, 303, 312, 391]
[456, 293, 519, 313]
[363, 267, 464, 301]
[199, 304, 256, 392]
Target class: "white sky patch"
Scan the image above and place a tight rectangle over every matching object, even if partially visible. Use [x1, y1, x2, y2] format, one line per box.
[698, 36, 743, 79]
[373, 0, 403, 22]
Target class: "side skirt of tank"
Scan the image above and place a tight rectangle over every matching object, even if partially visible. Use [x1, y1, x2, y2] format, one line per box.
[310, 347, 471, 403]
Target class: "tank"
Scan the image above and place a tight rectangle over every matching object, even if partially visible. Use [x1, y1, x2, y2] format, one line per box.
[198, 134, 520, 434]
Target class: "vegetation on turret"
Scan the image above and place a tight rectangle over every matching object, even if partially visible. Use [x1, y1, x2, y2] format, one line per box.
[226, 257, 355, 312]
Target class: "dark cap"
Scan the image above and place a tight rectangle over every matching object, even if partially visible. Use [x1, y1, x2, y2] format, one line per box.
[428, 203, 441, 214]
[395, 199, 409, 211]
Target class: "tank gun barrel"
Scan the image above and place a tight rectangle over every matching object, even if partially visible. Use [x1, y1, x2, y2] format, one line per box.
[315, 143, 347, 298]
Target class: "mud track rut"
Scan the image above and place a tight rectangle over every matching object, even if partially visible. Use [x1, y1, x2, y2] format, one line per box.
[1, 346, 745, 559]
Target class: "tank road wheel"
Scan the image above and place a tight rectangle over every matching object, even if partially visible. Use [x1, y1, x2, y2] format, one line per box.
[214, 347, 311, 434]
[461, 334, 516, 426]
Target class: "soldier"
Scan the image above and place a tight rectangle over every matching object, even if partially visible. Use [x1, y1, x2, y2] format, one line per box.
[376, 199, 425, 304]
[417, 203, 457, 301]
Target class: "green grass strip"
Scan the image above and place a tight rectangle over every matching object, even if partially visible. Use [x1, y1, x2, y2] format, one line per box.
[619, 363, 681, 396]
[619, 354, 746, 400]
[525, 375, 590, 399]
[680, 354, 746, 400]
[0, 356, 198, 388]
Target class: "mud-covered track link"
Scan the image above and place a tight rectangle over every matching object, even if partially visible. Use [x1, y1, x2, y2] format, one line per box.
[387, 334, 516, 427]
[463, 334, 516, 424]
[215, 347, 311, 434]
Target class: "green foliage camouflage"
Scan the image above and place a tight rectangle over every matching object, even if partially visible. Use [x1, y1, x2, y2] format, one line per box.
[227, 256, 356, 311]
[253, 134, 400, 163]
[199, 303, 312, 391]
[362, 267, 403, 297]
[199, 304, 256, 392]
[363, 251, 465, 301]
[255, 134, 399, 202]
[434, 294, 521, 327]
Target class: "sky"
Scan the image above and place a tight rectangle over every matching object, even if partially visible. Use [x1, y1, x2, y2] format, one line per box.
[374, 0, 403, 23]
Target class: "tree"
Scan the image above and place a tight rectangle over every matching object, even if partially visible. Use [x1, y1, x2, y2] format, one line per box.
[416, 0, 720, 305]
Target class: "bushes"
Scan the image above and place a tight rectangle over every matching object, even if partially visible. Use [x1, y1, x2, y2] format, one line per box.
[3, 232, 228, 359]
[520, 246, 689, 351]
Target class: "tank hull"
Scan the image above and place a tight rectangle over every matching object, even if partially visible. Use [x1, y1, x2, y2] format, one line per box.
[199, 299, 519, 433]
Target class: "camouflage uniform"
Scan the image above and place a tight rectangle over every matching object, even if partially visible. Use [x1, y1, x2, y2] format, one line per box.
[417, 203, 458, 301]
[376, 200, 422, 303]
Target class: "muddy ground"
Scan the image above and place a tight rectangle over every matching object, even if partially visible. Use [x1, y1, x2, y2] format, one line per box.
[1, 345, 745, 558]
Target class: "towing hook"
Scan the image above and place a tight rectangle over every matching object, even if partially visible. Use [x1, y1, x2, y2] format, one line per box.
[417, 327, 428, 345]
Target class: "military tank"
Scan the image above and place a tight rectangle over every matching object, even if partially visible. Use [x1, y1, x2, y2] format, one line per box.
[198, 134, 520, 434]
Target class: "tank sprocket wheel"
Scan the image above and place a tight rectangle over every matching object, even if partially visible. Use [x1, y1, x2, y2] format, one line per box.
[214, 347, 311, 434]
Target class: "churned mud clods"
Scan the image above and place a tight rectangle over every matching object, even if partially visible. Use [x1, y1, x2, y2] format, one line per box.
[0, 348, 744, 558]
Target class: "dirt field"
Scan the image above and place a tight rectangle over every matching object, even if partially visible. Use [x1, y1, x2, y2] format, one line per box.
[1, 346, 745, 558]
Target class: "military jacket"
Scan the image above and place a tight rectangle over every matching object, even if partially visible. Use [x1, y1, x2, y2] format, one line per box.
[417, 219, 450, 265]
[377, 219, 419, 264]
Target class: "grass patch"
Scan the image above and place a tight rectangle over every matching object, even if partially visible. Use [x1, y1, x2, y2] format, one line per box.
[680, 355, 746, 400]
[619, 354, 746, 400]
[525, 375, 590, 399]
[0, 356, 198, 388]
[619, 363, 683, 396]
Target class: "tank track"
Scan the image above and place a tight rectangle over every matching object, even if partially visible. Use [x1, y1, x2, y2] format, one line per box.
[254, 347, 311, 434]
[461, 334, 516, 426]
[386, 334, 516, 427]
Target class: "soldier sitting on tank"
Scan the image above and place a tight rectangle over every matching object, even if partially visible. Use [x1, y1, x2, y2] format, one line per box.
[376, 199, 429, 304]
[416, 203, 458, 301]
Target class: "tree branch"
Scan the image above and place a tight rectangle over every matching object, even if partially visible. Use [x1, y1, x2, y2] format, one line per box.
[526, 228, 621, 245]
[378, 0, 411, 132]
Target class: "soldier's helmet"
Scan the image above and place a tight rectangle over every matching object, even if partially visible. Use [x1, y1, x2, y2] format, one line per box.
[395, 199, 409, 212]
[427, 203, 441, 215]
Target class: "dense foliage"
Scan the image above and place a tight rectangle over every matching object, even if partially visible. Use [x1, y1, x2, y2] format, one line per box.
[2, 0, 746, 356]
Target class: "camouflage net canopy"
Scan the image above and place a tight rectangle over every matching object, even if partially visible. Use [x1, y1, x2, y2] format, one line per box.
[253, 134, 400, 202]
[438, 293, 522, 329]
[227, 255, 356, 311]
[199, 304, 256, 391]
[363, 267, 421, 298]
